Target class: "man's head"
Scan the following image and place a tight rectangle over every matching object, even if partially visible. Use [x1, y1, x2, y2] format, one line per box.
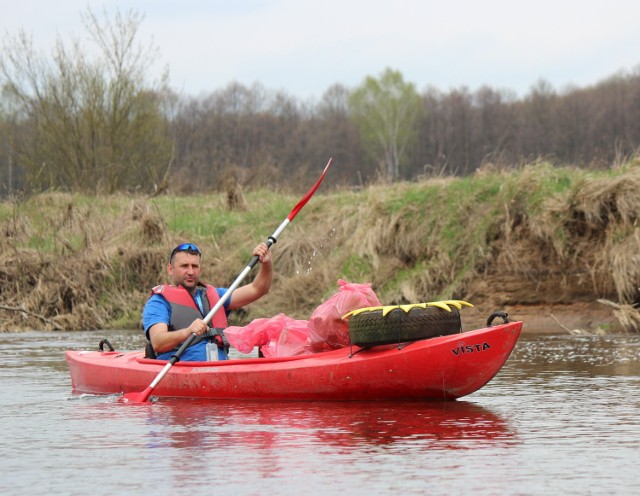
[167, 243, 202, 291]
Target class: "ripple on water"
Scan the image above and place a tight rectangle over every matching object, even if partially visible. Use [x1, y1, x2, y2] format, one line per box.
[1, 330, 640, 495]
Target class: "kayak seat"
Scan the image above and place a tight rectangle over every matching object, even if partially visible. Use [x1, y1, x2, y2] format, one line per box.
[144, 341, 157, 359]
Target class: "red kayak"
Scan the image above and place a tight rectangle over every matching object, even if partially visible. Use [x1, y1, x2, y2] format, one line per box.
[66, 319, 521, 401]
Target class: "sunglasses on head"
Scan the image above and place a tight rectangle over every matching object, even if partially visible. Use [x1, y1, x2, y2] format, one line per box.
[169, 243, 201, 262]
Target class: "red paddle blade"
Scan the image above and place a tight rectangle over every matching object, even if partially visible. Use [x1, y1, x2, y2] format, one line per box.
[119, 387, 153, 404]
[287, 158, 332, 221]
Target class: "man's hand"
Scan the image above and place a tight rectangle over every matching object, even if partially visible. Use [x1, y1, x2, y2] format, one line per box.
[187, 318, 208, 336]
[253, 242, 272, 265]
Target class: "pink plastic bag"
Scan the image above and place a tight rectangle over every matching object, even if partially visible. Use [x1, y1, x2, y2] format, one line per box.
[259, 318, 310, 358]
[306, 279, 381, 352]
[225, 280, 380, 356]
[224, 313, 310, 357]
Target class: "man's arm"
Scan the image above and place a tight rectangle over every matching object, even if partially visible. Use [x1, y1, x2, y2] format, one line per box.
[228, 243, 273, 310]
[143, 294, 208, 353]
[148, 320, 208, 353]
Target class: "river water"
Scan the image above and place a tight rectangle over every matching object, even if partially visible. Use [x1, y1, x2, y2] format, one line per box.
[1, 329, 639, 495]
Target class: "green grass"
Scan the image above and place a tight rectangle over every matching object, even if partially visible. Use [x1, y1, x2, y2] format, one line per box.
[3, 160, 640, 331]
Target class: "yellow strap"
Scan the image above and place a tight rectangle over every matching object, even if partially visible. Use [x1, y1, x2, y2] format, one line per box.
[342, 300, 473, 319]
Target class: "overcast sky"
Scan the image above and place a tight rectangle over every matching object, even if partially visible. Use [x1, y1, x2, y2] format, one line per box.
[2, 0, 640, 101]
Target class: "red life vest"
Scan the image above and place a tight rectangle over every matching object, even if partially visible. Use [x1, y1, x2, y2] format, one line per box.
[151, 283, 228, 331]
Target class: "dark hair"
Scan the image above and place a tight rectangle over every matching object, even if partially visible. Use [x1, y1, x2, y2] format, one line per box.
[169, 243, 201, 263]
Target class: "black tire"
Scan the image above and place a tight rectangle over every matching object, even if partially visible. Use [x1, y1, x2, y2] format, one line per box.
[348, 305, 462, 347]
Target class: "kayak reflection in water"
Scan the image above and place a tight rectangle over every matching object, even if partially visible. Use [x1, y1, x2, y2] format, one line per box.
[142, 242, 273, 361]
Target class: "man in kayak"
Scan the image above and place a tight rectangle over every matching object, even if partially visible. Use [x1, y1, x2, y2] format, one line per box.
[142, 242, 272, 361]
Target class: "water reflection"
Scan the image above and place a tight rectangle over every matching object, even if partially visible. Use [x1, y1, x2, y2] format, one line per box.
[139, 399, 516, 452]
[2, 330, 640, 494]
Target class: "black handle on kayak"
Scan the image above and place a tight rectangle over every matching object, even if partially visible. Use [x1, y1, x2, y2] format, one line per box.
[487, 311, 509, 326]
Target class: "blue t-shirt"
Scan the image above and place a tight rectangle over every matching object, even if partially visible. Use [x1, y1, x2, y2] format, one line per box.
[142, 287, 230, 361]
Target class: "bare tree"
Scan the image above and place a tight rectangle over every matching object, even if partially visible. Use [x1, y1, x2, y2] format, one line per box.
[0, 7, 172, 193]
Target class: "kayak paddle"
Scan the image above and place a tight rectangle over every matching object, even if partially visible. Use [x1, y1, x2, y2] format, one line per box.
[121, 157, 333, 403]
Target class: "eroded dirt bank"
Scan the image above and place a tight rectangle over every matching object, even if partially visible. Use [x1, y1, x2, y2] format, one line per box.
[2, 163, 640, 334]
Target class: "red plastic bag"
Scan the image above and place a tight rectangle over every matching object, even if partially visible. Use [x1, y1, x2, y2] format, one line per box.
[224, 314, 310, 357]
[306, 279, 381, 352]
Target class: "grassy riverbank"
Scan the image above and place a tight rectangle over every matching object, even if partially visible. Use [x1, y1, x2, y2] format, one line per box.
[2, 159, 640, 333]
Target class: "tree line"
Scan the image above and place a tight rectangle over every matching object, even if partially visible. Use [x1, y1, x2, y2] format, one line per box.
[1, 8, 639, 197]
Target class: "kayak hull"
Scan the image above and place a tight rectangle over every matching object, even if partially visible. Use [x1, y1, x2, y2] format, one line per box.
[65, 321, 522, 401]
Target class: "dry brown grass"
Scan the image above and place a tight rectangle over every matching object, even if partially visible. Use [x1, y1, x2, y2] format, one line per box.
[3, 160, 640, 332]
[0, 194, 166, 331]
[598, 299, 640, 333]
[532, 166, 640, 304]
